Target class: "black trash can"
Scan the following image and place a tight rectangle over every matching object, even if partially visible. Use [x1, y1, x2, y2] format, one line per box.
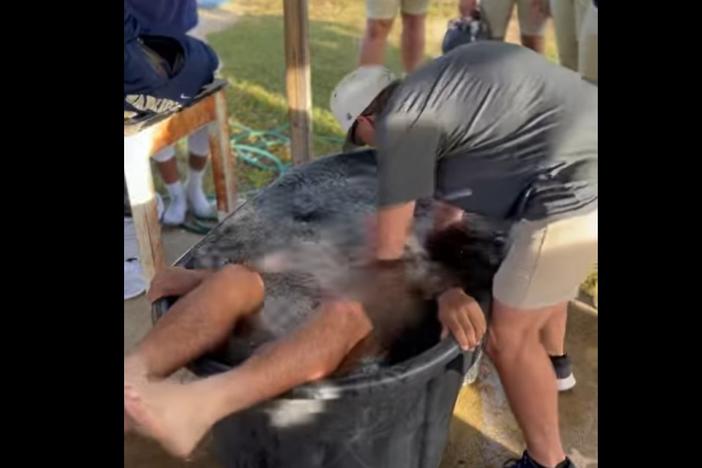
[152, 149, 506, 468]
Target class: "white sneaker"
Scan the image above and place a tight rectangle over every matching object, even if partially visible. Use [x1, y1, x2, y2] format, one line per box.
[162, 194, 187, 226]
[124, 258, 146, 300]
[155, 192, 165, 220]
[187, 186, 216, 219]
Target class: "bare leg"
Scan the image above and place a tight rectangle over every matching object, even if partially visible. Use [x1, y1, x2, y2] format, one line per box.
[486, 300, 567, 467]
[521, 34, 545, 54]
[359, 18, 394, 66]
[124, 299, 373, 458]
[156, 158, 180, 185]
[400, 13, 425, 72]
[188, 152, 208, 172]
[125, 264, 265, 380]
[186, 151, 215, 218]
[540, 303, 568, 356]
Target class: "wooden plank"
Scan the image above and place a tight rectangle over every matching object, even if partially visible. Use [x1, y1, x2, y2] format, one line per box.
[141, 94, 218, 156]
[283, 0, 313, 165]
[124, 79, 228, 135]
[130, 201, 165, 283]
[124, 132, 166, 282]
[208, 90, 238, 219]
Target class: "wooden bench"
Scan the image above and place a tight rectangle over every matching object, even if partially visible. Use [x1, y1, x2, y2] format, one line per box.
[124, 79, 237, 283]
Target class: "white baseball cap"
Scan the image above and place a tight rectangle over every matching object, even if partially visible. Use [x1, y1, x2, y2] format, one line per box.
[330, 66, 397, 149]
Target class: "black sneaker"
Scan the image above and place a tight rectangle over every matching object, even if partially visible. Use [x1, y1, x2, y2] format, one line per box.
[550, 354, 576, 392]
[504, 451, 576, 468]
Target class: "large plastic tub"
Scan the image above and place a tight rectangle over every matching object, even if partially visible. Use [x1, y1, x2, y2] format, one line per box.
[153, 150, 505, 468]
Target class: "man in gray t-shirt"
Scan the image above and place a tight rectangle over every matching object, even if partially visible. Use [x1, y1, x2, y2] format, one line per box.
[331, 41, 596, 468]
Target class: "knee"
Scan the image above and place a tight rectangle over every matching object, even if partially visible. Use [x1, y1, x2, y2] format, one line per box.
[365, 19, 393, 41]
[320, 300, 373, 344]
[216, 264, 265, 306]
[302, 301, 373, 380]
[401, 14, 425, 32]
[485, 321, 534, 362]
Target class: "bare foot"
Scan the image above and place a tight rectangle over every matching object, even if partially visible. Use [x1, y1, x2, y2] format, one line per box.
[124, 356, 149, 434]
[124, 377, 214, 458]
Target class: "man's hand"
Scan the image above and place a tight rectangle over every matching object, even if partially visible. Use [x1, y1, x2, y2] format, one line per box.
[147, 267, 211, 303]
[437, 287, 486, 351]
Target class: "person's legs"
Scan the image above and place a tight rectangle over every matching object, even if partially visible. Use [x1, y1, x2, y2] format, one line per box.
[125, 264, 265, 380]
[359, 0, 398, 66]
[155, 153, 180, 185]
[359, 18, 396, 66]
[540, 303, 567, 356]
[185, 127, 216, 218]
[489, 209, 597, 466]
[549, 0, 578, 70]
[398, 0, 428, 72]
[487, 301, 566, 466]
[517, 0, 548, 53]
[124, 299, 373, 458]
[152, 145, 187, 226]
[578, 1, 597, 83]
[540, 302, 577, 391]
[400, 13, 426, 72]
[480, 0, 515, 41]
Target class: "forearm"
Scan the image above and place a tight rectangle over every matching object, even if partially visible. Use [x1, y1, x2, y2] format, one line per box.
[375, 201, 416, 260]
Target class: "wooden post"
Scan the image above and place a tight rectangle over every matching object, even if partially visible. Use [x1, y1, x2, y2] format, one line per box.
[283, 0, 313, 165]
[124, 130, 166, 283]
[208, 89, 238, 220]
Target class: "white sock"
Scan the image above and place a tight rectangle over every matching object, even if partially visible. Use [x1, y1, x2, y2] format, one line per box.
[187, 167, 214, 218]
[162, 181, 186, 225]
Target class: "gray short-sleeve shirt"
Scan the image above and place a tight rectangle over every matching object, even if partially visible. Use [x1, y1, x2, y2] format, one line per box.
[375, 41, 598, 222]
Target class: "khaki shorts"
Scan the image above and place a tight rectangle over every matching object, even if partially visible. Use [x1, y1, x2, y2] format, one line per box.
[578, 2, 598, 83]
[367, 0, 430, 19]
[481, 0, 550, 38]
[493, 209, 597, 309]
[550, 0, 589, 71]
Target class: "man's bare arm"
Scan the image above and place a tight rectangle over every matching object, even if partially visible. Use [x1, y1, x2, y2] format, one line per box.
[374, 201, 416, 260]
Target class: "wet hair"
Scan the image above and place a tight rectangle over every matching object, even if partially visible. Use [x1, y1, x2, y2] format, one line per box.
[424, 223, 507, 296]
[333, 222, 507, 373]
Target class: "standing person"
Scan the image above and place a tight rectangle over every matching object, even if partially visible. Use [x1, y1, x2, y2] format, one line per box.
[458, 0, 550, 54]
[126, 0, 217, 225]
[549, 0, 586, 72]
[330, 42, 597, 467]
[549, 0, 597, 82]
[577, 0, 597, 83]
[359, 0, 430, 73]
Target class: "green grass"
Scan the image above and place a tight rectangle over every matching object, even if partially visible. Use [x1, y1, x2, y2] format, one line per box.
[157, 0, 559, 194]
